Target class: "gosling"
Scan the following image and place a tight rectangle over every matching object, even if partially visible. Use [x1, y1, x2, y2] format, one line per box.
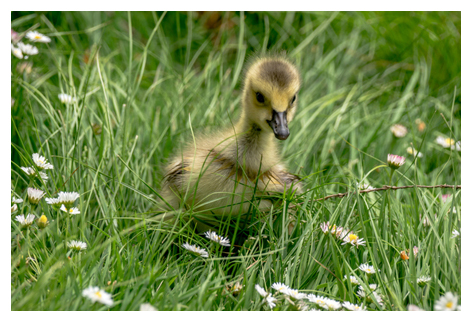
[159, 54, 302, 228]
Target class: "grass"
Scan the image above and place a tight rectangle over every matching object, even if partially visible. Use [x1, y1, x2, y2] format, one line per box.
[11, 11, 461, 311]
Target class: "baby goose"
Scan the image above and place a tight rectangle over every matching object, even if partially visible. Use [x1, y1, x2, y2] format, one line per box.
[160, 54, 302, 227]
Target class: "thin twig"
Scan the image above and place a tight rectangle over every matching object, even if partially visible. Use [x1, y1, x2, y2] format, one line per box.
[313, 184, 461, 202]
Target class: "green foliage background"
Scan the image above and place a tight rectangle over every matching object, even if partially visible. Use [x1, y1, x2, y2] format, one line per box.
[11, 11, 460, 311]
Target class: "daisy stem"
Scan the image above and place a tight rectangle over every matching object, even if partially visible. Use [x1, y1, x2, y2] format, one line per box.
[78, 252, 83, 287]
[25, 227, 31, 251]
[65, 216, 69, 245]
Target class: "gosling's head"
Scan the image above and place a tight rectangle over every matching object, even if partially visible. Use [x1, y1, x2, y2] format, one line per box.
[241, 55, 301, 140]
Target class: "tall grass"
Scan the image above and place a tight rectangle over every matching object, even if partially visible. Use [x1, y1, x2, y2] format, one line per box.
[11, 11, 460, 311]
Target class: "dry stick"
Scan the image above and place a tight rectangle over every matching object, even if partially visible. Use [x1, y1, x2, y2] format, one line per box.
[313, 184, 461, 202]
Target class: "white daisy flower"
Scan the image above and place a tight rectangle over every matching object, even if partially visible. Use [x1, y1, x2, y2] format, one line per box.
[344, 275, 359, 285]
[11, 44, 23, 59]
[342, 301, 366, 311]
[452, 229, 460, 238]
[334, 226, 344, 239]
[39, 172, 48, 181]
[440, 194, 451, 203]
[413, 246, 419, 258]
[266, 294, 277, 309]
[67, 240, 87, 251]
[82, 286, 114, 306]
[407, 146, 423, 158]
[11, 29, 20, 43]
[271, 282, 289, 293]
[371, 292, 384, 306]
[455, 141, 461, 151]
[359, 284, 378, 291]
[358, 290, 383, 306]
[338, 229, 350, 240]
[27, 187, 45, 205]
[320, 221, 330, 234]
[227, 282, 243, 296]
[283, 288, 307, 300]
[295, 303, 309, 311]
[323, 223, 341, 236]
[434, 292, 458, 311]
[357, 182, 374, 190]
[358, 263, 379, 275]
[325, 299, 342, 311]
[17, 61, 33, 74]
[436, 136, 459, 149]
[407, 304, 424, 311]
[21, 166, 35, 176]
[46, 191, 80, 208]
[21, 167, 48, 181]
[15, 214, 35, 229]
[139, 303, 156, 311]
[181, 243, 208, 258]
[60, 204, 81, 215]
[307, 294, 329, 308]
[417, 276, 431, 287]
[32, 153, 54, 170]
[390, 124, 408, 138]
[26, 30, 51, 43]
[12, 196, 24, 204]
[17, 42, 39, 57]
[204, 230, 231, 246]
[58, 93, 77, 104]
[11, 204, 18, 213]
[387, 154, 406, 169]
[255, 284, 268, 297]
[341, 232, 366, 248]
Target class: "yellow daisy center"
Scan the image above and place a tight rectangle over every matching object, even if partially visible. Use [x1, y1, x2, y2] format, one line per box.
[446, 301, 453, 309]
[95, 291, 102, 298]
[349, 234, 358, 242]
[445, 138, 455, 146]
[34, 35, 41, 39]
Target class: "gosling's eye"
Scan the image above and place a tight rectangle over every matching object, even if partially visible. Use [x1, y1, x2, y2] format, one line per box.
[291, 95, 297, 104]
[256, 92, 265, 104]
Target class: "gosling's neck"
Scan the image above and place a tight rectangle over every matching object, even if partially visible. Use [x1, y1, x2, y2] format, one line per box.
[233, 114, 279, 171]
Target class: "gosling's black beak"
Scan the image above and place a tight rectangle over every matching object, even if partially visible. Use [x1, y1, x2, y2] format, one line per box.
[267, 110, 290, 140]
